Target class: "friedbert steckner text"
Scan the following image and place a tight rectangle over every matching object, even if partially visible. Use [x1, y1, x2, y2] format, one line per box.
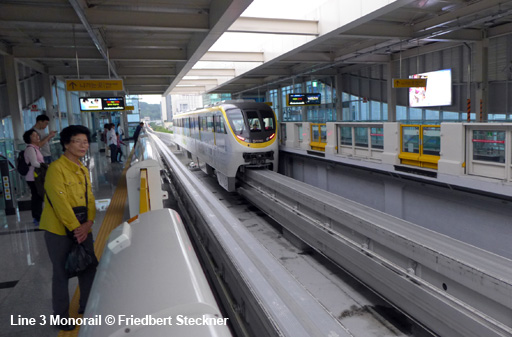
[118, 314, 229, 326]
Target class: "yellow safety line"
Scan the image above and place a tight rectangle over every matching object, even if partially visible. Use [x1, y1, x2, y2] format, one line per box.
[139, 169, 150, 214]
[58, 148, 135, 337]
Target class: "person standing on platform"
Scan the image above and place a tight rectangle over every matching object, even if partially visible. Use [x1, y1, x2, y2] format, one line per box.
[116, 132, 126, 162]
[33, 114, 57, 164]
[107, 123, 117, 163]
[40, 125, 97, 331]
[117, 123, 124, 141]
[23, 129, 45, 226]
[133, 122, 144, 145]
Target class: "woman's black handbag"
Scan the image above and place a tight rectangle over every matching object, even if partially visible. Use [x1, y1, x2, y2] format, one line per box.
[65, 241, 98, 278]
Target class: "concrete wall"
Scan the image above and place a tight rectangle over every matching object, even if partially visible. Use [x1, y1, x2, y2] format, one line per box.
[280, 151, 512, 259]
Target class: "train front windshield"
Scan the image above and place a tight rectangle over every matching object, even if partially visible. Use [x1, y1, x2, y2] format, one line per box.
[226, 108, 276, 143]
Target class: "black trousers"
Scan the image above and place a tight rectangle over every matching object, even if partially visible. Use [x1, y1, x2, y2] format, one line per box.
[26, 181, 43, 222]
[109, 144, 117, 162]
[44, 231, 96, 317]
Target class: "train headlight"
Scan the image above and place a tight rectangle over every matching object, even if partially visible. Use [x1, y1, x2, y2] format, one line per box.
[266, 133, 275, 141]
[236, 135, 247, 142]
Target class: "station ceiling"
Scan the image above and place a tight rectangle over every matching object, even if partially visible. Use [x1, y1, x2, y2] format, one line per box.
[1, 0, 511, 97]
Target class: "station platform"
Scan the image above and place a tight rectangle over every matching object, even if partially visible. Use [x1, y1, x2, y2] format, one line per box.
[0, 141, 133, 337]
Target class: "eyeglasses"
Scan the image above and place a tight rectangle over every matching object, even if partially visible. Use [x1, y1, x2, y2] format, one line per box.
[70, 139, 89, 146]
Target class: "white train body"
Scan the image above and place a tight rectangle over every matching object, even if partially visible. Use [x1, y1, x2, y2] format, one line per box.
[173, 101, 278, 191]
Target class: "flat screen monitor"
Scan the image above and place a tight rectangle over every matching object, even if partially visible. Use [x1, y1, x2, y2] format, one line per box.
[287, 93, 321, 106]
[102, 97, 125, 110]
[79, 97, 103, 111]
[409, 69, 452, 107]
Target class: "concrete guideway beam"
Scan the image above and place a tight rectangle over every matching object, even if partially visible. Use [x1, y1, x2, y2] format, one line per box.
[239, 169, 512, 337]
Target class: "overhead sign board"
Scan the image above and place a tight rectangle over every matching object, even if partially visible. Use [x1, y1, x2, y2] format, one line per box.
[392, 78, 427, 88]
[125, 106, 135, 111]
[66, 79, 124, 92]
[287, 93, 321, 106]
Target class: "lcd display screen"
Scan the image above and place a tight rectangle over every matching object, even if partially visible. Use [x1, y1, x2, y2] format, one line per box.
[102, 97, 125, 110]
[409, 69, 452, 107]
[79, 97, 103, 111]
[287, 93, 321, 106]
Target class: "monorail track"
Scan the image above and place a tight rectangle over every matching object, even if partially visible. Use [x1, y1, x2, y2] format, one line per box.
[151, 131, 512, 337]
[151, 132, 434, 337]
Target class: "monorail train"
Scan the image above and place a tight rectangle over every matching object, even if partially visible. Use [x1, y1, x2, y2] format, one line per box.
[173, 100, 278, 191]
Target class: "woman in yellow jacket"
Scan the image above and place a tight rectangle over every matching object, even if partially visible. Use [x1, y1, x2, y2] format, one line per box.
[40, 125, 96, 331]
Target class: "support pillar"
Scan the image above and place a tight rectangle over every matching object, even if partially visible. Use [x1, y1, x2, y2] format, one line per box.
[42, 74, 56, 131]
[66, 91, 74, 125]
[387, 60, 397, 122]
[335, 72, 343, 121]
[4, 55, 24, 146]
[473, 40, 488, 121]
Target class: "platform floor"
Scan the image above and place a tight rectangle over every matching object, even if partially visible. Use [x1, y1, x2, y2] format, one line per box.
[0, 142, 132, 337]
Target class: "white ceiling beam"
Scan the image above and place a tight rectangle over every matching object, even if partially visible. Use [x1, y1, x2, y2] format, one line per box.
[201, 51, 264, 62]
[125, 85, 169, 91]
[228, 17, 318, 36]
[179, 79, 219, 85]
[171, 86, 207, 94]
[124, 78, 172, 86]
[188, 69, 236, 76]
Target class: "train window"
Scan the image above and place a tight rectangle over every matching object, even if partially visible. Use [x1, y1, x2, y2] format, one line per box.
[215, 116, 226, 134]
[246, 110, 261, 132]
[250, 119, 261, 131]
[226, 109, 246, 134]
[207, 116, 214, 132]
[201, 117, 207, 131]
[262, 117, 274, 130]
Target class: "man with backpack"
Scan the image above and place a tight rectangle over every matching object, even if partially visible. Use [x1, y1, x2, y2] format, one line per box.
[33, 115, 57, 164]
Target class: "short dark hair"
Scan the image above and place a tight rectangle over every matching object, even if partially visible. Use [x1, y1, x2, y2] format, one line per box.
[23, 129, 37, 144]
[36, 115, 50, 122]
[60, 125, 91, 151]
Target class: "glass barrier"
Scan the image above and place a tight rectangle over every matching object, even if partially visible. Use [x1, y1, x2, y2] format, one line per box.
[402, 126, 420, 154]
[354, 127, 368, 147]
[472, 130, 505, 163]
[340, 127, 352, 145]
[370, 127, 384, 149]
[422, 127, 441, 156]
